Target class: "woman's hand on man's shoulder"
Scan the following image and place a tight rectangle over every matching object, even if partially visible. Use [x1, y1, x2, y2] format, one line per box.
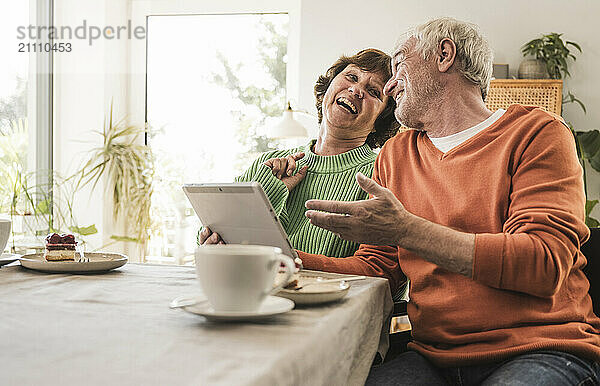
[264, 152, 309, 191]
[198, 227, 225, 245]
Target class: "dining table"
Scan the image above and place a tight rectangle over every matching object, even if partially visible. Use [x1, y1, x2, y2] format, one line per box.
[0, 261, 393, 386]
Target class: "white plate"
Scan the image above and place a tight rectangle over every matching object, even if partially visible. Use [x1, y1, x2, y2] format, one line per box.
[0, 253, 21, 267]
[19, 252, 128, 273]
[178, 295, 294, 321]
[276, 283, 350, 305]
[275, 272, 351, 305]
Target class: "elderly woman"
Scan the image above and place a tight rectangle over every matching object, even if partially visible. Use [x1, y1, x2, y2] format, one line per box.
[200, 49, 402, 287]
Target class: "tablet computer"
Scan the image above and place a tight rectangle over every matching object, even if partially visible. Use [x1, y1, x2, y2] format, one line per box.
[182, 182, 297, 258]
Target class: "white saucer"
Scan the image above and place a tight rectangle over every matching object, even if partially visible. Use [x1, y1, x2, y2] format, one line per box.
[0, 253, 21, 267]
[178, 295, 294, 321]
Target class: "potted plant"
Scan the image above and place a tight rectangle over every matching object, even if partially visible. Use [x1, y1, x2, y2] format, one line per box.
[0, 167, 100, 253]
[0, 103, 154, 258]
[75, 103, 154, 259]
[520, 33, 581, 79]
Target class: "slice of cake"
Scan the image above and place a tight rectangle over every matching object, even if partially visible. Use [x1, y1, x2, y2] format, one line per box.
[44, 233, 77, 261]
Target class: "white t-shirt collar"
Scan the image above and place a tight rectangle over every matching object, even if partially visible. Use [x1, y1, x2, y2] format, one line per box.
[428, 109, 506, 153]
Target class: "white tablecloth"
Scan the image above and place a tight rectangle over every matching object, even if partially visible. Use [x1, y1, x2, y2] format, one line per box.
[0, 263, 393, 386]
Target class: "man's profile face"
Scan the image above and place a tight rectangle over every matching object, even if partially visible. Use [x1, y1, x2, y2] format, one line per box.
[384, 38, 442, 130]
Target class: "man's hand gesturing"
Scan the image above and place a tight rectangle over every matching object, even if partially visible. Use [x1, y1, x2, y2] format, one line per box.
[305, 172, 411, 246]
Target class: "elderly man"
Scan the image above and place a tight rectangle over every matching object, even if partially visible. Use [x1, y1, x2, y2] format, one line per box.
[302, 17, 600, 384]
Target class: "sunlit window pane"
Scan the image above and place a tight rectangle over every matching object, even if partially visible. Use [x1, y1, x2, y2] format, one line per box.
[146, 14, 288, 264]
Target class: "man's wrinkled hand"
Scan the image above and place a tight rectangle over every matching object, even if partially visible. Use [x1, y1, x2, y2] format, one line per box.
[304, 172, 411, 246]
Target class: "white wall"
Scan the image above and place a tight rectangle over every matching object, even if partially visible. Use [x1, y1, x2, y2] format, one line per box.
[55, 0, 599, 257]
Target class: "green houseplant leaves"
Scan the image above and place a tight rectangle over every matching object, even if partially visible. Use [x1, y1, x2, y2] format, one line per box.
[577, 130, 600, 171]
[74, 102, 154, 249]
[576, 129, 600, 226]
[521, 33, 582, 79]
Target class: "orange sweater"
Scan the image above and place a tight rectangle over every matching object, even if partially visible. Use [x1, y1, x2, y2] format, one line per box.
[300, 105, 600, 366]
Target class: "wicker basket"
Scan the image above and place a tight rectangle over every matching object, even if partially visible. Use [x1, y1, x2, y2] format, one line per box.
[486, 79, 562, 115]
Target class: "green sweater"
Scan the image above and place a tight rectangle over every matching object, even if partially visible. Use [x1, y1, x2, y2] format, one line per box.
[235, 139, 377, 258]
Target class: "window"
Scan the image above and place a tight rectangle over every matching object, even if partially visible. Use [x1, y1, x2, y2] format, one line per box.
[0, 0, 53, 253]
[146, 13, 289, 264]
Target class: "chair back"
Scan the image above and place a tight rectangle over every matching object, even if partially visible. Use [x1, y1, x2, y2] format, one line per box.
[485, 79, 563, 115]
[582, 227, 600, 316]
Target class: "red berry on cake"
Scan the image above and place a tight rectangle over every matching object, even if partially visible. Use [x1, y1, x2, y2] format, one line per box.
[46, 233, 62, 244]
[61, 234, 75, 244]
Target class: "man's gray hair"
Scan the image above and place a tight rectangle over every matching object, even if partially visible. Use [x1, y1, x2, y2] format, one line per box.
[409, 17, 494, 100]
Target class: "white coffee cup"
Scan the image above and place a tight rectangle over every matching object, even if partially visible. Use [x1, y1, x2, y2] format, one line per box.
[195, 244, 295, 312]
[0, 219, 11, 254]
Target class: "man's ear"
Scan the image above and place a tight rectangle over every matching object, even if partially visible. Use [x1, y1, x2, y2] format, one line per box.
[437, 38, 456, 73]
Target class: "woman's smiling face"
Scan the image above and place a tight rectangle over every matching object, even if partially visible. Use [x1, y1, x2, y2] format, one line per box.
[321, 64, 388, 138]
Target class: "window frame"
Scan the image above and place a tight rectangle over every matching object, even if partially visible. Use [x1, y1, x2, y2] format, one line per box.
[35, 0, 54, 182]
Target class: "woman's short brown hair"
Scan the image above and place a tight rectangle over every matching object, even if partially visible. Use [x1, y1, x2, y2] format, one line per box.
[314, 48, 399, 148]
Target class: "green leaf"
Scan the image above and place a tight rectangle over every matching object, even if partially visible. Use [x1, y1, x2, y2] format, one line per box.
[69, 224, 98, 236]
[576, 130, 600, 172]
[573, 98, 587, 114]
[586, 199, 598, 216]
[563, 92, 587, 114]
[587, 217, 600, 228]
[567, 41, 582, 52]
[585, 200, 599, 228]
[110, 235, 140, 243]
[36, 198, 51, 215]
